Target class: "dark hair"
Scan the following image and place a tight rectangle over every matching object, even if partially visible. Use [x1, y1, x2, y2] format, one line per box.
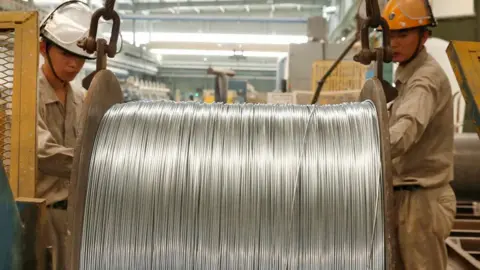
[425, 27, 433, 37]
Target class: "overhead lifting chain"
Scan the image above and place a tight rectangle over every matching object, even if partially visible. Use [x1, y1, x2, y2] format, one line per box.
[311, 0, 392, 104]
[78, 0, 121, 89]
[353, 0, 392, 81]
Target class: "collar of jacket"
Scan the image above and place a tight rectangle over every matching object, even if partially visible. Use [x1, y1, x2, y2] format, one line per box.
[395, 48, 429, 85]
[38, 68, 82, 105]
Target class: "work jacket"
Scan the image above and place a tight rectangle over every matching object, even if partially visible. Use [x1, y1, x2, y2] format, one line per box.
[37, 69, 85, 205]
[389, 48, 454, 188]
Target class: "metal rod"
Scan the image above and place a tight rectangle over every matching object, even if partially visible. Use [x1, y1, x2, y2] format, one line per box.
[311, 37, 358, 104]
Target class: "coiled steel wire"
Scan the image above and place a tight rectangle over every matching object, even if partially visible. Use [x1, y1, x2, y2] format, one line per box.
[80, 101, 385, 270]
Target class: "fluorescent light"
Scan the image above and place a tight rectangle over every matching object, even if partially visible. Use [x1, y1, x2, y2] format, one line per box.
[120, 32, 307, 45]
[323, 6, 337, 13]
[84, 62, 129, 76]
[151, 49, 287, 58]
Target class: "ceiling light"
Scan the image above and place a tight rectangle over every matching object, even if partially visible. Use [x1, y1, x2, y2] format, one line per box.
[150, 49, 287, 58]
[119, 32, 308, 45]
[323, 6, 337, 13]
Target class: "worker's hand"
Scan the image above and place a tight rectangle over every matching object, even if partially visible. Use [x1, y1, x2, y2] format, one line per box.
[381, 80, 398, 103]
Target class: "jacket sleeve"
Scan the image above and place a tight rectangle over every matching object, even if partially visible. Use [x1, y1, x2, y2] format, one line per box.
[37, 113, 73, 178]
[389, 77, 437, 159]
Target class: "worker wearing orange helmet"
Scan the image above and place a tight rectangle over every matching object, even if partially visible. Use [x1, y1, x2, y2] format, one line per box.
[382, 0, 456, 269]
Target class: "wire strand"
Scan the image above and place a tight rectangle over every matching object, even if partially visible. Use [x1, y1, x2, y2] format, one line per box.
[80, 100, 386, 270]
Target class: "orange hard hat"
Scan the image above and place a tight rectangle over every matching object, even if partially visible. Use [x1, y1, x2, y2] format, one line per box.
[382, 0, 437, 31]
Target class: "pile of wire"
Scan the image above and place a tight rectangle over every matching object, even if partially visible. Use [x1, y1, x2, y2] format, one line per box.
[80, 101, 386, 270]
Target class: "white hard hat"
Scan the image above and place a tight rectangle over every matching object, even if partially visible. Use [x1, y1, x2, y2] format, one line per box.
[40, 1, 96, 59]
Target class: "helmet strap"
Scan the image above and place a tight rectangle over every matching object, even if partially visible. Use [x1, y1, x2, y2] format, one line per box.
[45, 42, 67, 86]
[399, 28, 425, 66]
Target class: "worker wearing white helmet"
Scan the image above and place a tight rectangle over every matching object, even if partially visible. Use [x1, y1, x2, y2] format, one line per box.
[36, 1, 94, 269]
[381, 0, 456, 269]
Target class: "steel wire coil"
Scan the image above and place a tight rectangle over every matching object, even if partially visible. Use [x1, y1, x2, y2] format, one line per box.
[80, 100, 386, 270]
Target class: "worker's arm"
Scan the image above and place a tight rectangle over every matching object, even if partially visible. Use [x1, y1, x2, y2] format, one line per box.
[389, 77, 437, 159]
[37, 115, 73, 178]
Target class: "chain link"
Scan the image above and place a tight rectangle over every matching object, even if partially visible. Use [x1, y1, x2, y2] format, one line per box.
[104, 0, 116, 20]
[353, 0, 392, 80]
[77, 0, 120, 72]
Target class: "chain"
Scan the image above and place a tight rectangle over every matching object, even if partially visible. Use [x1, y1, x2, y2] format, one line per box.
[353, 0, 392, 81]
[77, 0, 120, 72]
[104, 0, 116, 19]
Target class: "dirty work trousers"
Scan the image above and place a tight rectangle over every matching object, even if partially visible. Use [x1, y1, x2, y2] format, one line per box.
[394, 184, 456, 270]
[47, 208, 67, 270]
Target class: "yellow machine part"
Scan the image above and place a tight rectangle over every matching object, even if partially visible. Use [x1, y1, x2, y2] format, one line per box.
[0, 11, 39, 198]
[447, 41, 480, 138]
[203, 89, 237, 104]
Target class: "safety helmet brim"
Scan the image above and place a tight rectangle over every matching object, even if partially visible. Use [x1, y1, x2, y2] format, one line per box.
[40, 1, 96, 60]
[40, 35, 96, 60]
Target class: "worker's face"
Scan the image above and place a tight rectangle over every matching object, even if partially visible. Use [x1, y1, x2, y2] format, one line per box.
[390, 29, 428, 63]
[40, 41, 85, 82]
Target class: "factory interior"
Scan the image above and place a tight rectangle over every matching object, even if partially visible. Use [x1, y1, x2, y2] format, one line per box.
[0, 0, 480, 269]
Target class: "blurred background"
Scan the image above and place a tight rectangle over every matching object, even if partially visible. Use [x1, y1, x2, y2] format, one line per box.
[0, 0, 477, 132]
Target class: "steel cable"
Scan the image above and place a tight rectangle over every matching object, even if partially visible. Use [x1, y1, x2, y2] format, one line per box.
[80, 100, 386, 270]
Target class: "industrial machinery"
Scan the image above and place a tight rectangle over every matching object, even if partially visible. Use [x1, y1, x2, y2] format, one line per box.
[206, 67, 235, 103]
[445, 41, 480, 268]
[447, 41, 480, 138]
[122, 77, 171, 102]
[68, 49, 397, 270]
[63, 0, 396, 269]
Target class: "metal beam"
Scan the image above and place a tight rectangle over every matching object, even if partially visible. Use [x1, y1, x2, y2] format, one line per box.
[148, 42, 288, 52]
[446, 238, 480, 269]
[120, 14, 308, 23]
[160, 62, 277, 71]
[159, 72, 276, 81]
[116, 0, 327, 11]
